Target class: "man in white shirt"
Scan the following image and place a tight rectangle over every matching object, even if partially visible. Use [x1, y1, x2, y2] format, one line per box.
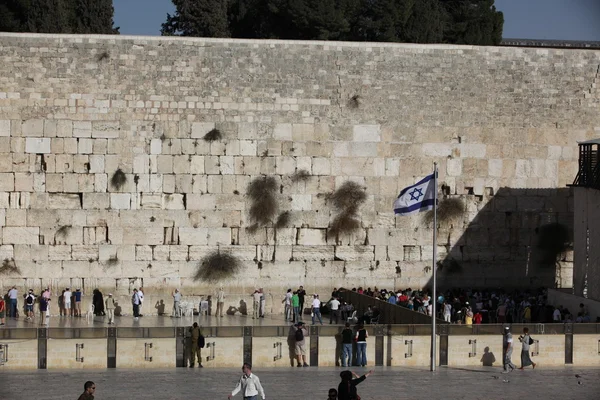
[216, 288, 225, 317]
[63, 288, 72, 317]
[172, 289, 182, 317]
[311, 294, 323, 325]
[553, 306, 562, 322]
[137, 287, 145, 317]
[252, 290, 261, 319]
[282, 289, 292, 321]
[228, 363, 265, 400]
[328, 297, 341, 324]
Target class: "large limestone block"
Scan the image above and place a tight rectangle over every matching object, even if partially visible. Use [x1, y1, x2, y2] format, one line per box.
[83, 193, 109, 209]
[292, 245, 334, 261]
[71, 245, 99, 261]
[297, 228, 327, 245]
[3, 227, 39, 244]
[22, 119, 44, 137]
[0, 173, 15, 191]
[334, 245, 375, 261]
[116, 228, 164, 245]
[353, 125, 381, 142]
[207, 228, 231, 245]
[110, 193, 131, 209]
[0, 120, 10, 137]
[47, 193, 81, 209]
[25, 137, 51, 153]
[179, 228, 209, 245]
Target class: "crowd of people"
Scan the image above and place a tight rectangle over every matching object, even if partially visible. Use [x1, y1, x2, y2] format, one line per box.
[350, 286, 597, 324]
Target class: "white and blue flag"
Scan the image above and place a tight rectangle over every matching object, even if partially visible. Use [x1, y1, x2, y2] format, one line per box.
[393, 173, 436, 216]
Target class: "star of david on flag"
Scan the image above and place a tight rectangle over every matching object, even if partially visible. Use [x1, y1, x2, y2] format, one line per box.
[393, 173, 436, 216]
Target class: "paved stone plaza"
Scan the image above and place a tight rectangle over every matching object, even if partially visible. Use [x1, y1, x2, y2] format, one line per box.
[1, 366, 598, 399]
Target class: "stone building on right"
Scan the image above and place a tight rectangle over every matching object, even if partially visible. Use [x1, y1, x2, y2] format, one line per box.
[571, 139, 600, 302]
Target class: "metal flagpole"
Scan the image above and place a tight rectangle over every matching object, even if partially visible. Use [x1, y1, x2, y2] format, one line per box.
[431, 162, 438, 372]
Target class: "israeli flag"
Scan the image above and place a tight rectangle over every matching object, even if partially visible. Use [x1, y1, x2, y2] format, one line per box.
[393, 173, 436, 216]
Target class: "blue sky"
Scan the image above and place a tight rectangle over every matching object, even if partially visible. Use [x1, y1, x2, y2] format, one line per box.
[113, 0, 600, 41]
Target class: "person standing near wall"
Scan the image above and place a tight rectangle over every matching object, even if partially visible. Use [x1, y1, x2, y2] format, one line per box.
[216, 287, 225, 317]
[63, 288, 72, 317]
[189, 322, 203, 368]
[294, 321, 309, 367]
[0, 296, 6, 325]
[137, 287, 145, 317]
[502, 326, 516, 373]
[341, 323, 353, 367]
[259, 288, 266, 318]
[311, 294, 323, 325]
[283, 289, 292, 321]
[328, 296, 341, 324]
[25, 289, 36, 320]
[172, 289, 181, 318]
[8, 286, 18, 318]
[292, 291, 300, 323]
[132, 288, 141, 321]
[355, 324, 368, 367]
[74, 289, 82, 317]
[39, 295, 48, 326]
[298, 286, 306, 317]
[105, 293, 116, 325]
[252, 290, 261, 319]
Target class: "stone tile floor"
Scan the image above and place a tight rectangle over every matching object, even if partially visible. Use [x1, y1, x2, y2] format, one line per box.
[0, 366, 598, 399]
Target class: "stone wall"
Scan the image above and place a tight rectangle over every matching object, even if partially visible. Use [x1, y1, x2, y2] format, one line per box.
[0, 33, 599, 312]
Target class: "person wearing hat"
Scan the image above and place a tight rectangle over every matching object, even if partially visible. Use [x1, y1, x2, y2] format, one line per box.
[105, 293, 116, 324]
[294, 322, 309, 367]
[502, 326, 516, 373]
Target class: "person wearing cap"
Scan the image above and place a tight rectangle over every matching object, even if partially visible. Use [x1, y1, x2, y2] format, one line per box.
[293, 321, 309, 367]
[63, 288, 72, 317]
[105, 293, 116, 324]
[24, 289, 36, 320]
[502, 326, 516, 373]
[74, 289, 83, 317]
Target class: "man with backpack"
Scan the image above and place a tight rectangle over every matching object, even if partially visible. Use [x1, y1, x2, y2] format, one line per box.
[189, 322, 204, 368]
[25, 289, 36, 320]
[294, 322, 309, 367]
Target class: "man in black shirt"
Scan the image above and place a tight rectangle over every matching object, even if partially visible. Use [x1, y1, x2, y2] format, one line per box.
[298, 286, 306, 317]
[340, 323, 353, 367]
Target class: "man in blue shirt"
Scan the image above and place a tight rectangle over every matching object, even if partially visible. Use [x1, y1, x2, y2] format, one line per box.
[388, 292, 397, 305]
[74, 289, 83, 317]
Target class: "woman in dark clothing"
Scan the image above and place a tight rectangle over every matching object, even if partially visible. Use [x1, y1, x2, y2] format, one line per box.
[93, 289, 105, 316]
[337, 369, 373, 400]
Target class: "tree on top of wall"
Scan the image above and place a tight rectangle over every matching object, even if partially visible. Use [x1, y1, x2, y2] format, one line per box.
[162, 0, 503, 45]
[0, 0, 119, 34]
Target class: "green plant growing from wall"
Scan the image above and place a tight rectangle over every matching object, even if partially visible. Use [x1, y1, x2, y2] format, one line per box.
[203, 128, 222, 142]
[0, 258, 20, 276]
[195, 251, 242, 282]
[423, 197, 465, 226]
[110, 168, 127, 190]
[291, 169, 311, 182]
[247, 176, 278, 228]
[328, 181, 367, 238]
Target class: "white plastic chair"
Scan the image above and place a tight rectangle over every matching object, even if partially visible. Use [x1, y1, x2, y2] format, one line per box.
[86, 304, 95, 323]
[200, 300, 209, 316]
[347, 310, 357, 324]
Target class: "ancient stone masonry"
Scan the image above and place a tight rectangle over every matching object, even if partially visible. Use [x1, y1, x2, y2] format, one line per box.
[0, 33, 599, 311]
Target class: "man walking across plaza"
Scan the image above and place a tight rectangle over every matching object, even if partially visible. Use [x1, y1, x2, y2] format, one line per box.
[132, 288, 141, 321]
[105, 293, 116, 324]
[518, 327, 537, 370]
[77, 381, 96, 400]
[228, 363, 265, 400]
[502, 326, 517, 373]
[8, 286, 18, 318]
[216, 287, 225, 317]
[189, 322, 203, 368]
